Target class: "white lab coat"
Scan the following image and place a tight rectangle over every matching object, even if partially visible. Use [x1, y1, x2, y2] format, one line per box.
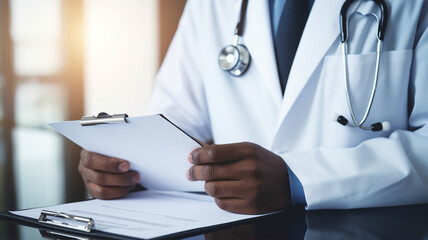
[148, 0, 428, 210]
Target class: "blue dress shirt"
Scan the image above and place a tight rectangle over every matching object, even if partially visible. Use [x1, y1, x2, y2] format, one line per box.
[269, 0, 314, 206]
[270, 0, 315, 36]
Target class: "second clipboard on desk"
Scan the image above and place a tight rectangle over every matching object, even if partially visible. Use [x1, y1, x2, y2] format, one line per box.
[2, 190, 268, 239]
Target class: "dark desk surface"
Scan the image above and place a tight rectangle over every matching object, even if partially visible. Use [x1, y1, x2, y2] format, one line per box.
[1, 203, 428, 240]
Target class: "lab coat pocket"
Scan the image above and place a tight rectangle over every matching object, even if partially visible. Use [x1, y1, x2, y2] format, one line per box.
[321, 50, 413, 147]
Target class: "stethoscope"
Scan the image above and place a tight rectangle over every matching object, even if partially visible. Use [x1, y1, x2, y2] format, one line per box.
[333, 0, 390, 132]
[218, 0, 390, 132]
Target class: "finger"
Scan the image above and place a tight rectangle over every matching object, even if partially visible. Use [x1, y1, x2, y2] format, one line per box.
[204, 181, 247, 198]
[214, 198, 248, 214]
[85, 181, 133, 200]
[80, 163, 140, 187]
[187, 162, 242, 181]
[215, 198, 261, 215]
[189, 142, 258, 164]
[81, 149, 129, 173]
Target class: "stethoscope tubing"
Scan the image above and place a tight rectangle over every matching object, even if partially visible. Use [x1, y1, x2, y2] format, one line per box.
[341, 36, 383, 128]
[337, 0, 389, 131]
[340, 0, 388, 43]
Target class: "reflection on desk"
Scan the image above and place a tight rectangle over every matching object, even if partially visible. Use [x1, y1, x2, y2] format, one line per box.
[1, 203, 428, 239]
[204, 204, 428, 240]
[305, 204, 428, 240]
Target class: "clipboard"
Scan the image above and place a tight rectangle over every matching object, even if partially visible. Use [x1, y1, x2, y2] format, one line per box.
[0, 210, 271, 240]
[48, 112, 205, 192]
[0, 191, 273, 240]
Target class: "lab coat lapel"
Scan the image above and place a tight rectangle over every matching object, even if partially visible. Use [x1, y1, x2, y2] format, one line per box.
[245, 0, 283, 108]
[276, 0, 345, 130]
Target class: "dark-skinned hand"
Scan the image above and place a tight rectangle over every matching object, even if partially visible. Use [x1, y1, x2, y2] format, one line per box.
[187, 142, 291, 214]
[78, 149, 140, 199]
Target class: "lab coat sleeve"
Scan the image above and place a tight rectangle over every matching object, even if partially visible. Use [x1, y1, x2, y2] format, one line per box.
[283, 7, 428, 210]
[147, 0, 212, 143]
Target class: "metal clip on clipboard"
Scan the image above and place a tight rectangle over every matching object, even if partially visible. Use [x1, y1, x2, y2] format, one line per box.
[80, 112, 128, 126]
[39, 210, 94, 232]
[39, 229, 90, 240]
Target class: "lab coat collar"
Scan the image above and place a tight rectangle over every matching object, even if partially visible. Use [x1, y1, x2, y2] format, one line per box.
[244, 0, 283, 109]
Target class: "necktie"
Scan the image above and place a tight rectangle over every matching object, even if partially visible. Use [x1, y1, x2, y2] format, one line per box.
[274, 0, 310, 94]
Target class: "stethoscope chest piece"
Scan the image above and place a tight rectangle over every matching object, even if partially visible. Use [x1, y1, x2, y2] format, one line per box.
[218, 43, 251, 77]
[218, 0, 250, 77]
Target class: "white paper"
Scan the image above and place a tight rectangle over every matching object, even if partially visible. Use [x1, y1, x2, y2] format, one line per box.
[12, 191, 262, 239]
[49, 115, 204, 191]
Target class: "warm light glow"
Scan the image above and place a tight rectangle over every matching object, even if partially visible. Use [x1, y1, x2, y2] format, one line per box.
[84, 0, 159, 116]
[10, 0, 62, 76]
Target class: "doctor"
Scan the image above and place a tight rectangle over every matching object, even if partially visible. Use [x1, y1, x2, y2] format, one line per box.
[78, 0, 428, 214]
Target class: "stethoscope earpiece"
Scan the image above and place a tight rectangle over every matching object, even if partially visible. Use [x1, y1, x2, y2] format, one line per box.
[331, 113, 348, 126]
[371, 121, 391, 132]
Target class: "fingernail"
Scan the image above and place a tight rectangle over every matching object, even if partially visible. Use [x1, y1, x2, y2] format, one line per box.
[119, 162, 128, 172]
[132, 175, 140, 183]
[188, 154, 193, 164]
[186, 170, 192, 181]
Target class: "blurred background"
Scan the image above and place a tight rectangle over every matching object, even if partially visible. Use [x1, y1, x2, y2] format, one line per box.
[0, 0, 186, 235]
